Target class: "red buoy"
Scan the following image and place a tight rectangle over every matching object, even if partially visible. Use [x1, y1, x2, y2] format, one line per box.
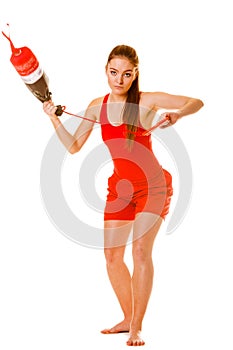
[2, 26, 63, 115]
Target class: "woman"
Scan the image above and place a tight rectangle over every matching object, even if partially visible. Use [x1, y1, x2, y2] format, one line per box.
[43, 45, 204, 346]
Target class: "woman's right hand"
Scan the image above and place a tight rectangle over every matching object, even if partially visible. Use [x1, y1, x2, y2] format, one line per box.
[43, 100, 58, 120]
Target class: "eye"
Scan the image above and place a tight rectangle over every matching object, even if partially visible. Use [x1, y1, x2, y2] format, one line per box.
[124, 72, 132, 78]
[110, 70, 117, 76]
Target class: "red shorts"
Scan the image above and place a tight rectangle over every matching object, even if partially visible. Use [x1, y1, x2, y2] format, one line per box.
[104, 168, 173, 221]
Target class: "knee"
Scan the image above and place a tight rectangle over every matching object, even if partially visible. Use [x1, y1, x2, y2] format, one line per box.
[132, 245, 151, 265]
[104, 248, 124, 266]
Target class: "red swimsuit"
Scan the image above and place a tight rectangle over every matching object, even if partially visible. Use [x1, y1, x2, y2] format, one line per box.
[100, 93, 173, 220]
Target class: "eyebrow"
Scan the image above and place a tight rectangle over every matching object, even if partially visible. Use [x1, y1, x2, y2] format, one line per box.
[109, 67, 133, 72]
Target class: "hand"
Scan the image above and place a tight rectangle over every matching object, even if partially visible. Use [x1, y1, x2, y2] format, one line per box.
[43, 100, 58, 120]
[160, 112, 180, 128]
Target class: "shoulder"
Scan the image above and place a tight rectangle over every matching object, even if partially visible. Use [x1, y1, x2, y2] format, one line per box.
[139, 91, 164, 111]
[87, 95, 106, 108]
[85, 95, 107, 122]
[140, 91, 186, 111]
[140, 91, 170, 104]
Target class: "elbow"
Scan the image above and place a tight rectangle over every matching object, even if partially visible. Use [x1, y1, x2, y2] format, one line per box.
[69, 148, 78, 155]
[68, 141, 80, 154]
[189, 98, 204, 114]
[197, 98, 204, 110]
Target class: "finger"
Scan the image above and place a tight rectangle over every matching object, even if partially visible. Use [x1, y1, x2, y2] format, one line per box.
[48, 106, 57, 115]
[43, 102, 57, 117]
[160, 117, 171, 128]
[43, 100, 52, 108]
[43, 101, 53, 113]
[160, 123, 170, 128]
[160, 119, 171, 128]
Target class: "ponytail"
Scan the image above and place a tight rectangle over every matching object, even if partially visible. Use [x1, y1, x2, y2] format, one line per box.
[106, 45, 140, 149]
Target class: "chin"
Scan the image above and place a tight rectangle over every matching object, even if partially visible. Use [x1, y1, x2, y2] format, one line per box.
[112, 88, 127, 95]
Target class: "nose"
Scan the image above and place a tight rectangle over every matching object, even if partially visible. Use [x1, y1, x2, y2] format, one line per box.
[116, 74, 123, 84]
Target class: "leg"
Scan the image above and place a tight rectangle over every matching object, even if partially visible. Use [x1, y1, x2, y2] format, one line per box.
[101, 220, 133, 334]
[127, 213, 163, 346]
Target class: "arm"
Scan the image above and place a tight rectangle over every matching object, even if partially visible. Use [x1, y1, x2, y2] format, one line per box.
[143, 91, 204, 127]
[43, 98, 100, 154]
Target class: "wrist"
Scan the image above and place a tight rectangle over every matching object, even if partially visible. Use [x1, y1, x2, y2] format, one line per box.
[50, 116, 61, 127]
[177, 109, 184, 119]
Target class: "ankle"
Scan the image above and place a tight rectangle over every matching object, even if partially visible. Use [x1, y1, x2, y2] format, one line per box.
[130, 320, 142, 332]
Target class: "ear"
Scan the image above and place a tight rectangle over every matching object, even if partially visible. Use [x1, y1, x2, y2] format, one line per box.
[133, 68, 139, 80]
[105, 66, 110, 79]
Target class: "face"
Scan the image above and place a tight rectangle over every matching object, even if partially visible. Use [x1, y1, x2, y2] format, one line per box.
[106, 57, 137, 97]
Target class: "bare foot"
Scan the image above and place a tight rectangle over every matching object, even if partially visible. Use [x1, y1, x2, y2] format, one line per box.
[126, 330, 145, 346]
[101, 320, 130, 334]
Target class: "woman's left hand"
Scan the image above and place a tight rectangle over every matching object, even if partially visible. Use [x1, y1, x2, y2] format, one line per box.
[160, 112, 181, 128]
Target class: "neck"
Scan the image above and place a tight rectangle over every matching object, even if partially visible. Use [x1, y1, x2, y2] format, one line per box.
[109, 93, 127, 103]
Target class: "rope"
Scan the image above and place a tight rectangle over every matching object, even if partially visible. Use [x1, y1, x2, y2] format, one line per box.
[60, 106, 101, 124]
[60, 106, 169, 135]
[141, 116, 169, 136]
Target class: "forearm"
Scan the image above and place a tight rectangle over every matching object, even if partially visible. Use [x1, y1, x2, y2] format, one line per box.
[50, 117, 78, 154]
[178, 98, 204, 118]
[160, 97, 204, 128]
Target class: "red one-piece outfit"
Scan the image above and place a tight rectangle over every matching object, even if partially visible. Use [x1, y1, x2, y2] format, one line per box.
[100, 94, 173, 221]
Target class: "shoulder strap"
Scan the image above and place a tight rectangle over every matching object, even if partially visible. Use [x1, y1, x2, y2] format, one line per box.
[100, 94, 110, 124]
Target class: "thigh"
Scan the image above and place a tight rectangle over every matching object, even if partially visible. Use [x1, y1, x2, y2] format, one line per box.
[132, 212, 163, 249]
[104, 173, 136, 221]
[104, 220, 133, 249]
[134, 169, 173, 219]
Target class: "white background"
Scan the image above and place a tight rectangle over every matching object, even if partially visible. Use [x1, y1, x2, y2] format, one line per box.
[0, 0, 232, 349]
